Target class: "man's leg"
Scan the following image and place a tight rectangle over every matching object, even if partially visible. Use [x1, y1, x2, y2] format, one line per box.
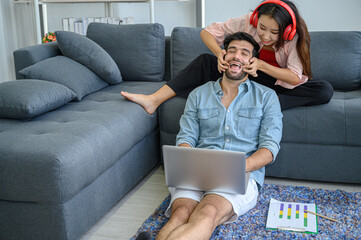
[165, 194, 234, 240]
[157, 198, 198, 240]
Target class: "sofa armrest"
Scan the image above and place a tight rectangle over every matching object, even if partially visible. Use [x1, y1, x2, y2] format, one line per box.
[13, 42, 61, 79]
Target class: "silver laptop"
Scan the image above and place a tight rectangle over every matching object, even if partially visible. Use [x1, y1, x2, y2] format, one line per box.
[162, 145, 250, 195]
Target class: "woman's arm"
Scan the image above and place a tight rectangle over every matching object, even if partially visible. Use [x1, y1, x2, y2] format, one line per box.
[245, 57, 301, 85]
[200, 29, 228, 73]
[200, 29, 224, 57]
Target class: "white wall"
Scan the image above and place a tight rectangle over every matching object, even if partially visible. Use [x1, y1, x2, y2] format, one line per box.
[205, 0, 258, 25]
[298, 0, 361, 31]
[204, 0, 361, 32]
[114, 1, 196, 36]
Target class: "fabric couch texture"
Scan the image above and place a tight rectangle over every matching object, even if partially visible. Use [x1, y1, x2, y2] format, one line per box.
[3, 23, 361, 240]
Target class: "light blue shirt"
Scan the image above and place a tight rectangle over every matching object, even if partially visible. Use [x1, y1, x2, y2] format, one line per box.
[176, 78, 283, 186]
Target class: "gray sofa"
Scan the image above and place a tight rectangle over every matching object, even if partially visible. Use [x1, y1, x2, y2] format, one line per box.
[1, 22, 360, 240]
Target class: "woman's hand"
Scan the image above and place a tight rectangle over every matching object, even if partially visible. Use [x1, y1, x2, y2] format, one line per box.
[243, 57, 263, 77]
[216, 49, 228, 73]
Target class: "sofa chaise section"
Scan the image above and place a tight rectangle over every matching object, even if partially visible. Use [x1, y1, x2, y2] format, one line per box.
[1, 23, 166, 240]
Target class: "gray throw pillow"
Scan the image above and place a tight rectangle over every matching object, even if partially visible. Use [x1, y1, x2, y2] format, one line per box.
[55, 31, 122, 85]
[0, 79, 76, 119]
[19, 56, 108, 101]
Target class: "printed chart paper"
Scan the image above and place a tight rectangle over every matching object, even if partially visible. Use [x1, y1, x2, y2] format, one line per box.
[266, 198, 318, 234]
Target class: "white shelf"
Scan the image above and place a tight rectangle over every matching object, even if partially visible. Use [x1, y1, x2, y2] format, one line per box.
[17, 0, 155, 43]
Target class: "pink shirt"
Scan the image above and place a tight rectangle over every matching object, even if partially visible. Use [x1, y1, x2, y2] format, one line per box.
[204, 12, 308, 89]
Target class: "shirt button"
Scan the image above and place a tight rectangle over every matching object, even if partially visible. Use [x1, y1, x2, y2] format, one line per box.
[227, 110, 230, 113]
[226, 139, 230, 143]
[225, 126, 230, 130]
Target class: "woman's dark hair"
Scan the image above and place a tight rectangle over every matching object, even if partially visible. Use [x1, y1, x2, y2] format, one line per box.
[223, 32, 260, 58]
[257, 0, 312, 78]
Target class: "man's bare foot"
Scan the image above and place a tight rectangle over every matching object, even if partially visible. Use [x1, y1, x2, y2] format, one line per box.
[121, 91, 158, 114]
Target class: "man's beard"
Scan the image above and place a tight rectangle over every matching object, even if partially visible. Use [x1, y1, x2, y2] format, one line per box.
[225, 69, 247, 81]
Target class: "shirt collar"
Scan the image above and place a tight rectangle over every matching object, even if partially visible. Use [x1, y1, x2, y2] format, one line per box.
[214, 78, 251, 96]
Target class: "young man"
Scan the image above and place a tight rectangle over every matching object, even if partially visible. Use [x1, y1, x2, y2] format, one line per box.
[138, 32, 283, 240]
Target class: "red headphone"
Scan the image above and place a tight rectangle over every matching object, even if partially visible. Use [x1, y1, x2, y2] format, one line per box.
[250, 0, 297, 41]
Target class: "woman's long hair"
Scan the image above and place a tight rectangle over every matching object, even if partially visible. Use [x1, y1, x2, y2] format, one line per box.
[257, 0, 312, 78]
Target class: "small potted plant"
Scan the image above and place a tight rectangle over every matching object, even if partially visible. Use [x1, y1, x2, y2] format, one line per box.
[42, 32, 56, 43]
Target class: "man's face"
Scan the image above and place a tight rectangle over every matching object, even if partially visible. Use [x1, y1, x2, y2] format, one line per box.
[224, 40, 254, 81]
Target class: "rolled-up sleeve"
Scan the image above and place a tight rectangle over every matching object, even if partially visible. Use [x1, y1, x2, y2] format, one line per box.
[176, 91, 200, 147]
[258, 90, 283, 163]
[275, 36, 309, 89]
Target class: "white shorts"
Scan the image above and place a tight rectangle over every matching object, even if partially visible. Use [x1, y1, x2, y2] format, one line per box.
[165, 178, 259, 224]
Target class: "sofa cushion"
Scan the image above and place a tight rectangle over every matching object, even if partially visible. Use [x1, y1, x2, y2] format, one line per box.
[170, 27, 213, 78]
[0, 79, 76, 119]
[19, 56, 108, 101]
[86, 23, 165, 82]
[55, 31, 122, 85]
[0, 81, 165, 203]
[310, 31, 361, 91]
[281, 89, 361, 146]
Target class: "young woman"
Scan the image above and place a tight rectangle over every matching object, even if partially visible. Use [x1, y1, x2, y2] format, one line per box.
[121, 0, 333, 113]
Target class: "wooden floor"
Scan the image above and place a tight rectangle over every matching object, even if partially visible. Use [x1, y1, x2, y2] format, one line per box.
[80, 165, 361, 240]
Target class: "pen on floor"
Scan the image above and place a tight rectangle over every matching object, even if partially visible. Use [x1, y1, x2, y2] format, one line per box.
[304, 210, 340, 223]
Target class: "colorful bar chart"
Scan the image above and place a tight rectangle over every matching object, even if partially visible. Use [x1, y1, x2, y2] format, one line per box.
[266, 198, 317, 234]
[279, 203, 284, 218]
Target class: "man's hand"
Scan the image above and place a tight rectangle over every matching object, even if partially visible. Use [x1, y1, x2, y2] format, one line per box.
[216, 49, 228, 73]
[178, 143, 192, 148]
[246, 148, 273, 172]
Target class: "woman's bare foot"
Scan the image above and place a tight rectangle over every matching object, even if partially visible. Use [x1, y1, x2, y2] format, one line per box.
[121, 91, 158, 114]
[121, 85, 176, 115]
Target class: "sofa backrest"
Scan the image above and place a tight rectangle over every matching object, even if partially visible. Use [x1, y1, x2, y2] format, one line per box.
[87, 23, 165, 82]
[310, 31, 361, 91]
[170, 27, 213, 79]
[169, 28, 361, 91]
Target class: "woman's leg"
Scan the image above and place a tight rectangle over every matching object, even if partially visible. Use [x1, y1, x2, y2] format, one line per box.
[278, 80, 334, 110]
[167, 53, 221, 97]
[249, 72, 334, 111]
[121, 54, 220, 114]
